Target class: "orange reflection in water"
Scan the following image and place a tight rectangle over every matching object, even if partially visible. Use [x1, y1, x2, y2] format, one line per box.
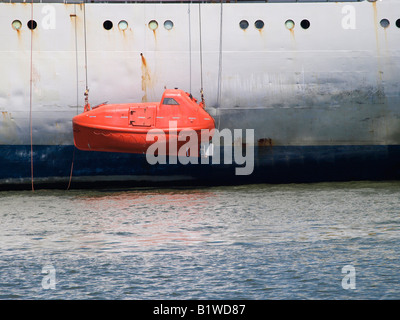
[74, 189, 218, 250]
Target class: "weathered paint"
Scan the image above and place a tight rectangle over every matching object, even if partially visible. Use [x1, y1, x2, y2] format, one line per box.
[1, 144, 400, 189]
[258, 138, 273, 147]
[0, 1, 400, 186]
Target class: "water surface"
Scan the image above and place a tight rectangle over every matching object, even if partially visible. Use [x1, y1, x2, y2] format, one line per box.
[1, 181, 399, 299]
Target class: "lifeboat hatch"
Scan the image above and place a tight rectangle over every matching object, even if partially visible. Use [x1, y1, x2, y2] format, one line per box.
[129, 106, 154, 127]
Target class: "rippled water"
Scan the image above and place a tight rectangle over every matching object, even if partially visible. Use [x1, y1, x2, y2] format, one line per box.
[1, 181, 400, 299]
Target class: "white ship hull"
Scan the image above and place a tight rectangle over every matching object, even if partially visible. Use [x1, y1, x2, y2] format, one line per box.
[0, 0, 400, 188]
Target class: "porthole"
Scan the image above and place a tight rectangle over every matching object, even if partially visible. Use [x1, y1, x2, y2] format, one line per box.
[103, 20, 113, 30]
[285, 20, 295, 30]
[149, 20, 158, 31]
[380, 19, 390, 28]
[395, 19, 400, 28]
[300, 19, 310, 30]
[164, 20, 174, 30]
[12, 20, 22, 30]
[27, 20, 37, 30]
[239, 20, 249, 30]
[118, 20, 128, 31]
[255, 20, 264, 30]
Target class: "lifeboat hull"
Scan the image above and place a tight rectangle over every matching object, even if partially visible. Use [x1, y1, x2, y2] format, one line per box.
[72, 89, 215, 156]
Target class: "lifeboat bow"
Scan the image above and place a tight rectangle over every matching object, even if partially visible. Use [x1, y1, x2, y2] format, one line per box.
[72, 89, 215, 156]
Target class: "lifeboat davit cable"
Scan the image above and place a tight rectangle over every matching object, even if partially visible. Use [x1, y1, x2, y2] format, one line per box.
[72, 89, 215, 156]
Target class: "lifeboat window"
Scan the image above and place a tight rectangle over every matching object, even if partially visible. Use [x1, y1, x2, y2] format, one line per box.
[163, 98, 179, 105]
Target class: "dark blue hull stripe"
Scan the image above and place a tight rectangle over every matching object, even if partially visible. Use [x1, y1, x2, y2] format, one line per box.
[1, 145, 400, 188]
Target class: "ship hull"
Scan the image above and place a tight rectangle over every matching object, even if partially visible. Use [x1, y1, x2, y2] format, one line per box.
[1, 1, 400, 188]
[1, 144, 399, 189]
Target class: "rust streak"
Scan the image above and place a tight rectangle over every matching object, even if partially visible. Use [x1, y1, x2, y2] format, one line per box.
[372, 1, 383, 83]
[258, 138, 273, 147]
[140, 53, 151, 103]
[152, 29, 157, 42]
[290, 28, 295, 41]
[372, 1, 379, 52]
[141, 53, 147, 67]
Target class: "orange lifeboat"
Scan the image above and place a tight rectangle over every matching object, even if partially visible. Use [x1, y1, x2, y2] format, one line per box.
[72, 89, 215, 155]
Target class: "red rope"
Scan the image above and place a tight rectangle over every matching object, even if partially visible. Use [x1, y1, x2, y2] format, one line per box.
[67, 148, 75, 190]
[29, 0, 34, 192]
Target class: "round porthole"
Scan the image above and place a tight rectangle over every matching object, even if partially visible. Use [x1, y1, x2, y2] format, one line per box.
[12, 20, 22, 30]
[149, 20, 158, 31]
[118, 20, 128, 31]
[255, 20, 264, 30]
[285, 20, 295, 30]
[239, 20, 249, 30]
[396, 19, 400, 28]
[103, 20, 113, 30]
[164, 20, 174, 30]
[27, 20, 37, 30]
[380, 19, 390, 28]
[300, 19, 310, 30]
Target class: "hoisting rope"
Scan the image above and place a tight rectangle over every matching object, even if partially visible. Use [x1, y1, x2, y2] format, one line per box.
[67, 1, 89, 190]
[67, 3, 80, 190]
[188, 3, 192, 95]
[83, 0, 90, 111]
[216, 0, 223, 130]
[74, 3, 79, 116]
[29, 0, 34, 192]
[198, 3, 205, 107]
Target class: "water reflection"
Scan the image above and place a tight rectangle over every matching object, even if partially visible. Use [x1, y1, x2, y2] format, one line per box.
[73, 189, 219, 251]
[1, 182, 400, 299]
